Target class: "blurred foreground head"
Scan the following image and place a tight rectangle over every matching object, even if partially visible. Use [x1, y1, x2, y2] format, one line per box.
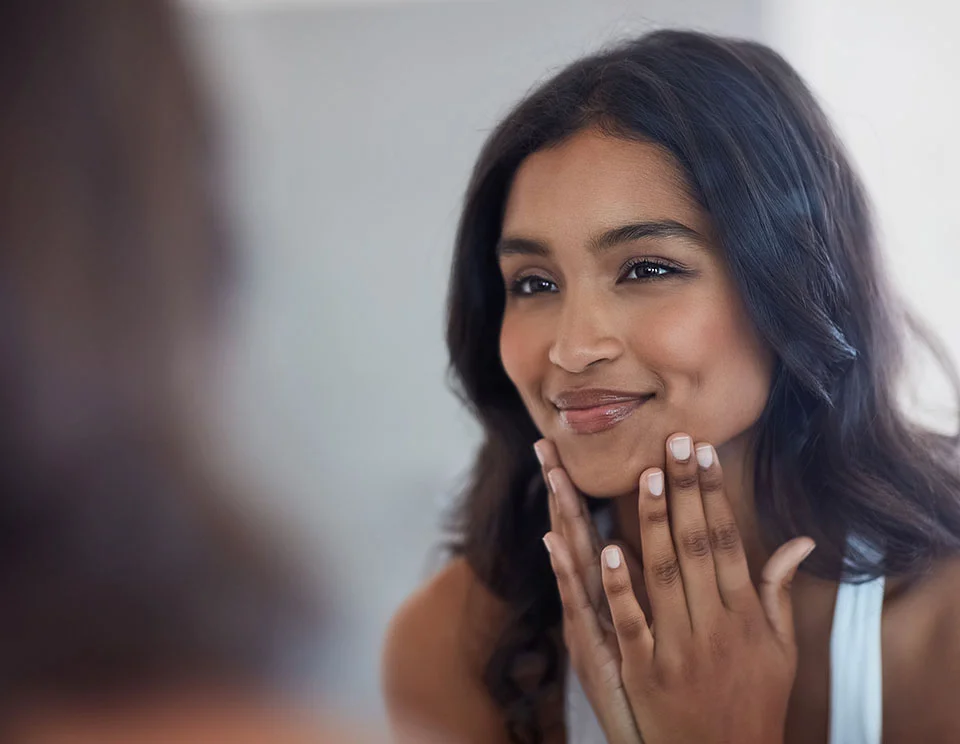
[0, 0, 317, 718]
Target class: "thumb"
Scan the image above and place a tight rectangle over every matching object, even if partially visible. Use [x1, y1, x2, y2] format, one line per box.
[759, 537, 816, 647]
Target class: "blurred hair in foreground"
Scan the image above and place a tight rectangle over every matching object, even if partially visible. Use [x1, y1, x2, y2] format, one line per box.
[0, 0, 373, 740]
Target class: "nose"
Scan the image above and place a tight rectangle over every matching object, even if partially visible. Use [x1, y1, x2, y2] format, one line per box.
[547, 288, 624, 373]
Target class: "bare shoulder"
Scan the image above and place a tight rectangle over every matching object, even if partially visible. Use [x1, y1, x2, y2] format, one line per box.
[907, 554, 960, 652]
[7, 695, 370, 744]
[921, 555, 960, 660]
[382, 557, 511, 744]
[885, 555, 960, 742]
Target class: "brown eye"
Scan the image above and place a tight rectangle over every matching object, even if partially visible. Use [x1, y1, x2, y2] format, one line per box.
[621, 260, 679, 281]
[511, 275, 558, 296]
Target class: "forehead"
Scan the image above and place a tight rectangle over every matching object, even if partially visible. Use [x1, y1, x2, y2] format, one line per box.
[502, 128, 709, 239]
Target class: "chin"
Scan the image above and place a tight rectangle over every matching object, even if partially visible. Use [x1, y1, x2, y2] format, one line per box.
[568, 469, 638, 499]
[554, 437, 662, 499]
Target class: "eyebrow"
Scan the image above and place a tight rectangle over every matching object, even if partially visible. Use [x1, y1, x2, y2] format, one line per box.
[495, 219, 707, 258]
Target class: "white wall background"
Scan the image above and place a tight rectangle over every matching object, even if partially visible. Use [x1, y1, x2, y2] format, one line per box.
[185, 0, 958, 721]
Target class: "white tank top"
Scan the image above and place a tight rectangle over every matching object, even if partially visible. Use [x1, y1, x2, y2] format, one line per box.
[564, 554, 885, 744]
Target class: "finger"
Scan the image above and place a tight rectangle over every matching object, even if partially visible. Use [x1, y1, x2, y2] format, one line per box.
[607, 540, 651, 630]
[546, 533, 641, 744]
[596, 539, 645, 636]
[638, 467, 691, 643]
[759, 537, 816, 648]
[535, 440, 561, 536]
[543, 531, 607, 653]
[535, 441, 603, 600]
[663, 433, 723, 631]
[533, 439, 602, 608]
[693, 442, 758, 614]
[536, 440, 602, 548]
[548, 466, 604, 609]
[537, 441, 605, 621]
[601, 545, 654, 662]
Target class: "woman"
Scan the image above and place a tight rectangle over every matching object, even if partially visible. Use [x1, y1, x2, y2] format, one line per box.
[384, 29, 960, 744]
[0, 1, 359, 740]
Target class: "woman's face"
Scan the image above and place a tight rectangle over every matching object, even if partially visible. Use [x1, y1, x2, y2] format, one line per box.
[498, 128, 774, 498]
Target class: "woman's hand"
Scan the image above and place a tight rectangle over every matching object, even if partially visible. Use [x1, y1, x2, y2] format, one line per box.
[541, 433, 814, 744]
[536, 439, 645, 744]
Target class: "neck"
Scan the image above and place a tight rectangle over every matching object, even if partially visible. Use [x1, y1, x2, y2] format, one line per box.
[612, 429, 771, 585]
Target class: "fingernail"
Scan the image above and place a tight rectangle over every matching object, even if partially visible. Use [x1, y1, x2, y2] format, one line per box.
[533, 442, 546, 466]
[647, 470, 664, 496]
[542, 534, 553, 554]
[695, 444, 714, 469]
[603, 546, 622, 569]
[669, 435, 692, 461]
[547, 469, 561, 494]
[800, 541, 816, 563]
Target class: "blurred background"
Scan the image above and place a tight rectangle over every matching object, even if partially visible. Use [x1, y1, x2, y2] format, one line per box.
[179, 0, 959, 723]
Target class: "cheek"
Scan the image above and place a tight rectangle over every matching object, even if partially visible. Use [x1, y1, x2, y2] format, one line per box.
[694, 316, 773, 439]
[626, 305, 708, 376]
[631, 295, 773, 440]
[499, 311, 548, 399]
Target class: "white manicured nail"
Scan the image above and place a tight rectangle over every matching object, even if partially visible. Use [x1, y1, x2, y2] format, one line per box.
[533, 442, 546, 466]
[669, 435, 692, 461]
[604, 546, 622, 569]
[648, 470, 664, 496]
[696, 444, 714, 469]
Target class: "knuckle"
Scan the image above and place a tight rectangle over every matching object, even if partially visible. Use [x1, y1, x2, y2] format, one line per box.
[558, 586, 590, 620]
[739, 613, 759, 642]
[709, 521, 743, 556]
[644, 504, 670, 527]
[568, 591, 591, 615]
[604, 572, 632, 598]
[571, 515, 592, 538]
[680, 528, 712, 560]
[615, 612, 647, 643]
[697, 469, 724, 494]
[650, 556, 682, 588]
[671, 471, 701, 491]
[575, 588, 593, 611]
[555, 569, 584, 602]
[657, 649, 696, 687]
[705, 627, 731, 663]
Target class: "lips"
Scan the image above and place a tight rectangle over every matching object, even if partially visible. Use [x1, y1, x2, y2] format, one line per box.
[552, 389, 653, 435]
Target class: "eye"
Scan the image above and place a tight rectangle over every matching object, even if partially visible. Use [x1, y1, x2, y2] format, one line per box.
[510, 274, 558, 296]
[621, 259, 681, 282]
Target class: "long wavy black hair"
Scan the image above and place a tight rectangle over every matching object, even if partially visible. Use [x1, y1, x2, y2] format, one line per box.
[445, 29, 960, 744]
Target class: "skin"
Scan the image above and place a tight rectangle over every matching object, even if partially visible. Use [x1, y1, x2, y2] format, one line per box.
[5, 690, 375, 744]
[383, 127, 960, 743]
[496, 126, 775, 580]
[539, 434, 812, 743]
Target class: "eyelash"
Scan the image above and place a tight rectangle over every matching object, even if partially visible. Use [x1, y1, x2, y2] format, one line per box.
[507, 258, 684, 297]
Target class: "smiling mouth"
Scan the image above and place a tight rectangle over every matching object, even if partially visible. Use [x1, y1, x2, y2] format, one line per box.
[555, 394, 654, 435]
